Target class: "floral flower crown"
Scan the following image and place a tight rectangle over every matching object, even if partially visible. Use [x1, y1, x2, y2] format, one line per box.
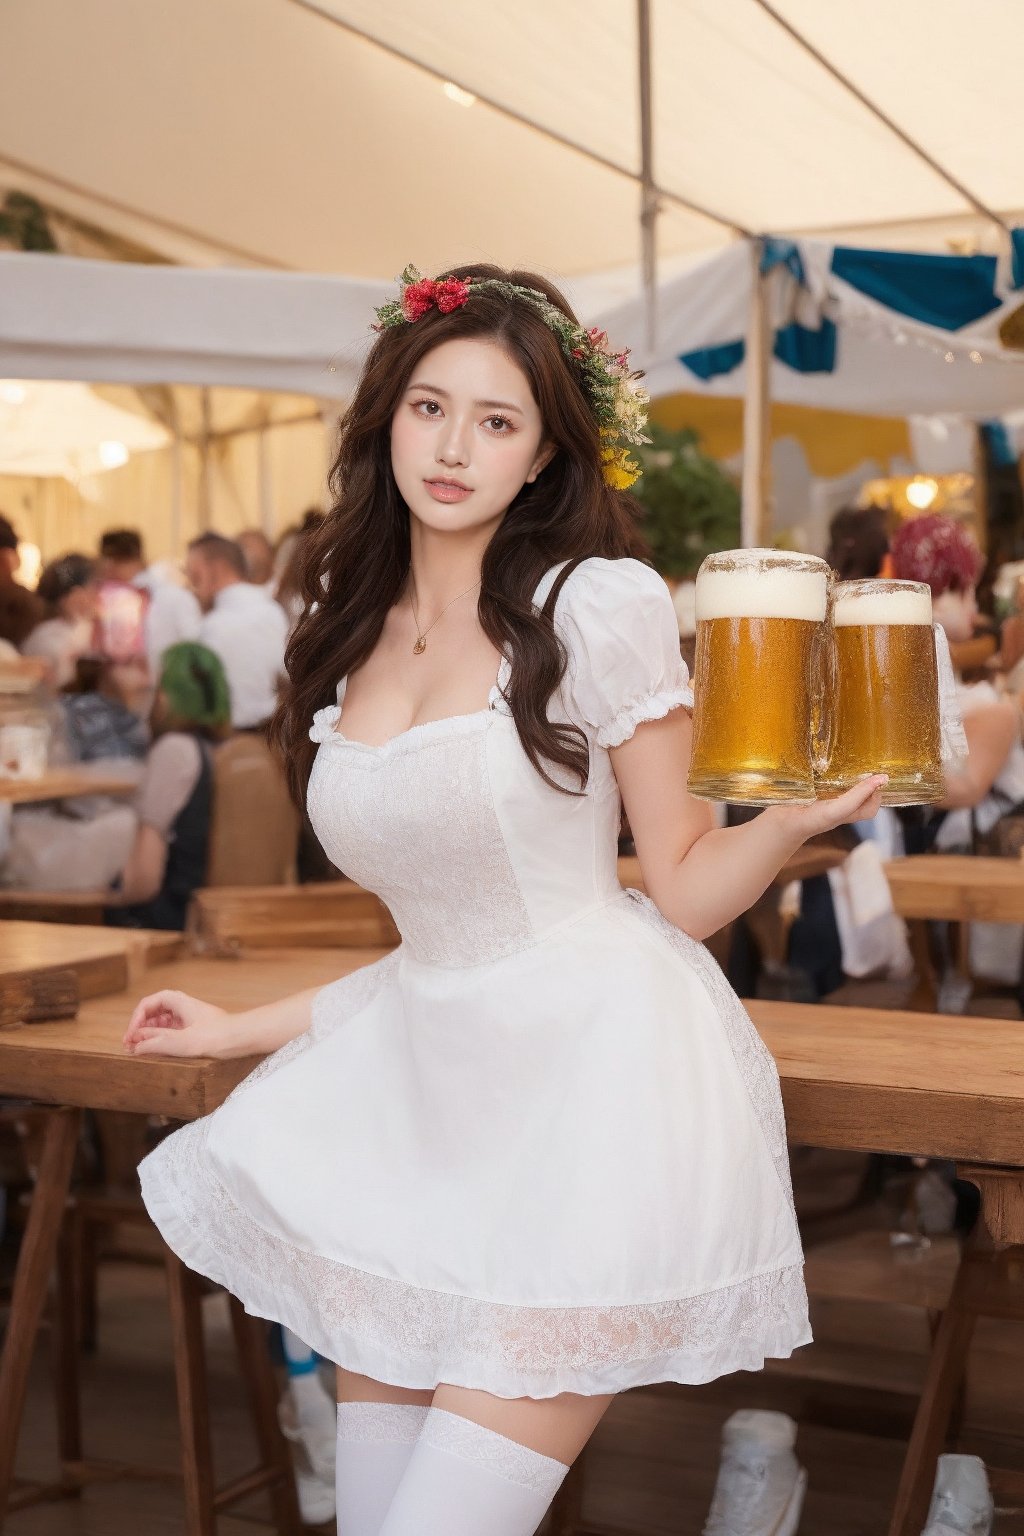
[373, 265, 649, 490]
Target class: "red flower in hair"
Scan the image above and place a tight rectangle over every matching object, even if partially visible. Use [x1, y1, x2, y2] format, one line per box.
[433, 277, 471, 313]
[401, 276, 471, 322]
[890, 513, 983, 598]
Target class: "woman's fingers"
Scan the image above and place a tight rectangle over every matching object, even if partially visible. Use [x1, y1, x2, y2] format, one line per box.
[130, 1031, 193, 1058]
[125, 989, 192, 1038]
[818, 774, 887, 823]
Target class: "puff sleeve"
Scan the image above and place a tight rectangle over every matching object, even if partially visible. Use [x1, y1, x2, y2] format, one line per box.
[554, 558, 694, 749]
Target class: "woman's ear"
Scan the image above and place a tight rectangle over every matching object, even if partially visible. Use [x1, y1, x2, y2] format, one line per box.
[525, 442, 558, 484]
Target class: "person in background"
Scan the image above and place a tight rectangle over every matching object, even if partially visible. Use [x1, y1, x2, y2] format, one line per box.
[890, 515, 1020, 824]
[22, 554, 99, 688]
[107, 642, 230, 931]
[98, 529, 201, 680]
[890, 515, 1024, 1006]
[273, 508, 325, 631]
[0, 514, 44, 647]
[238, 528, 276, 588]
[824, 503, 890, 582]
[62, 656, 149, 764]
[186, 532, 288, 730]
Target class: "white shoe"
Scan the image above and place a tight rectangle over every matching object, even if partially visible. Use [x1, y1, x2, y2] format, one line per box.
[294, 1465, 336, 1525]
[278, 1379, 337, 1482]
[921, 1455, 993, 1536]
[703, 1410, 807, 1536]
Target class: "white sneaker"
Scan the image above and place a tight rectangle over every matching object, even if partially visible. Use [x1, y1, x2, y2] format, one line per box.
[921, 1454, 993, 1536]
[294, 1465, 336, 1525]
[277, 1378, 337, 1482]
[703, 1410, 807, 1536]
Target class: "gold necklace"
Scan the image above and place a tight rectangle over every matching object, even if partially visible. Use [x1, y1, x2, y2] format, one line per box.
[409, 576, 481, 654]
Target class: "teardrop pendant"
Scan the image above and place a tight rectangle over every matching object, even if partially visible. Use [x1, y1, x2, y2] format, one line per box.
[412, 636, 427, 655]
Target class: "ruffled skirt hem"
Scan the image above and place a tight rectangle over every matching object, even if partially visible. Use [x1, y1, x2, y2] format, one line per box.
[139, 1145, 811, 1401]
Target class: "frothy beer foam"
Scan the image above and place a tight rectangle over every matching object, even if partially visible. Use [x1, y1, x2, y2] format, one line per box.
[696, 557, 828, 623]
[833, 584, 932, 628]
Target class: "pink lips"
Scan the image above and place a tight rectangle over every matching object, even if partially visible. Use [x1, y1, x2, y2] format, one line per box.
[425, 479, 472, 503]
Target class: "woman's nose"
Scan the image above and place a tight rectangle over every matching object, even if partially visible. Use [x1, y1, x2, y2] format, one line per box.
[436, 419, 470, 466]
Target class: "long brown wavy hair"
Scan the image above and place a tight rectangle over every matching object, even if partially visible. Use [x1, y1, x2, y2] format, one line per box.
[270, 263, 648, 799]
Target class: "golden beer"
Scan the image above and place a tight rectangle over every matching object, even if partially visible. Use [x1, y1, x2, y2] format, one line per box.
[688, 550, 830, 804]
[818, 579, 942, 806]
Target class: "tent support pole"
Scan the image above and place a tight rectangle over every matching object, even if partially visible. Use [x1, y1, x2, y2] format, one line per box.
[637, 0, 657, 350]
[169, 395, 183, 556]
[258, 411, 274, 539]
[198, 388, 212, 533]
[741, 239, 771, 548]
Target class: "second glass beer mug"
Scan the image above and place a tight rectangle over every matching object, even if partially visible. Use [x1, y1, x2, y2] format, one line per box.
[688, 549, 830, 804]
[817, 578, 943, 805]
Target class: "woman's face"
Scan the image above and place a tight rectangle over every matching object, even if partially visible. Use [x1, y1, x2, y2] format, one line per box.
[932, 584, 978, 643]
[390, 337, 554, 538]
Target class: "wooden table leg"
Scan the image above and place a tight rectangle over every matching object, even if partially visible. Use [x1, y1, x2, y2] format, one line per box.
[0, 1105, 80, 1532]
[887, 1253, 978, 1536]
[52, 1217, 82, 1482]
[165, 1252, 216, 1536]
[228, 1298, 302, 1536]
[905, 919, 939, 1012]
[888, 1167, 1024, 1536]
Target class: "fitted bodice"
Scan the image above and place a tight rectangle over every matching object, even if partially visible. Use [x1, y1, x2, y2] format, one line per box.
[307, 692, 624, 969]
[305, 558, 694, 968]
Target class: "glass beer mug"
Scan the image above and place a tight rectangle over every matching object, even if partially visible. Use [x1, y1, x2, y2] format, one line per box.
[688, 549, 831, 804]
[817, 578, 943, 806]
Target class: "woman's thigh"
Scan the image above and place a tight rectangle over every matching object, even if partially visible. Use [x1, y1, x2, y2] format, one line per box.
[336, 1366, 433, 1409]
[430, 1384, 615, 1465]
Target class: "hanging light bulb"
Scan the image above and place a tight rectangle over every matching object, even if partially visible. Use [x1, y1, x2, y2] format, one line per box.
[442, 82, 476, 108]
[97, 440, 129, 469]
[906, 476, 939, 510]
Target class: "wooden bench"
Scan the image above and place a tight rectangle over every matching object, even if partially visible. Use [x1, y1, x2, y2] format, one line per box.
[188, 880, 400, 950]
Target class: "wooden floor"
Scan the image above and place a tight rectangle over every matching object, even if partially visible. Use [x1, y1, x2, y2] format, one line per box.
[10, 1159, 1024, 1534]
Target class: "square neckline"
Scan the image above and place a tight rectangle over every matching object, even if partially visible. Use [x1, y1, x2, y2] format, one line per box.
[323, 561, 571, 756]
[330, 654, 512, 756]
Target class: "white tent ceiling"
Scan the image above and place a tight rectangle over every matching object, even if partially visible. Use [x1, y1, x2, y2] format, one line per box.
[3, 0, 1022, 281]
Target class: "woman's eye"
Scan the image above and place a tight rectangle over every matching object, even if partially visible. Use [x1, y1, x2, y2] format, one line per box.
[414, 399, 441, 416]
[485, 415, 513, 433]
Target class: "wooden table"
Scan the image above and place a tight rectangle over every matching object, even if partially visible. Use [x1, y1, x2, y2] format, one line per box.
[0, 768, 138, 805]
[885, 854, 1024, 1009]
[751, 995, 1024, 1536]
[0, 920, 181, 999]
[886, 854, 1024, 925]
[4, 946, 1024, 1535]
[0, 947, 374, 1533]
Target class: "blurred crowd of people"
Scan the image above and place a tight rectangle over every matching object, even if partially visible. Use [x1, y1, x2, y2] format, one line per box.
[0, 508, 324, 927]
[757, 503, 1024, 1007]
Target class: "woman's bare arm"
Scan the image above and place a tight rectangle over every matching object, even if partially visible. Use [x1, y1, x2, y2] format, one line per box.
[124, 986, 320, 1059]
[941, 700, 1019, 810]
[611, 709, 884, 942]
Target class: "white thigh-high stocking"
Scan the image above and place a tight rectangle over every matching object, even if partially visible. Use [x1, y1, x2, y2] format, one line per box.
[377, 1406, 569, 1536]
[334, 1401, 429, 1535]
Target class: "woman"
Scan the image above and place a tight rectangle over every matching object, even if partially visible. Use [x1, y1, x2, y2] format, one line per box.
[108, 641, 229, 931]
[62, 656, 149, 764]
[825, 502, 890, 582]
[124, 266, 883, 1534]
[22, 553, 99, 688]
[892, 514, 1023, 989]
[891, 515, 1020, 836]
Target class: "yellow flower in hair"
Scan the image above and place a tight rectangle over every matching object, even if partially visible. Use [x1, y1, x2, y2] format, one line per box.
[601, 443, 641, 490]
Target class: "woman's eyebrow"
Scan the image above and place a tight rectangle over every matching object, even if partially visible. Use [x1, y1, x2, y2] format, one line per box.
[407, 382, 524, 415]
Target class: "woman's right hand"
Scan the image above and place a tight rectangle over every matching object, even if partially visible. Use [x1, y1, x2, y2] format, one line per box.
[123, 989, 238, 1059]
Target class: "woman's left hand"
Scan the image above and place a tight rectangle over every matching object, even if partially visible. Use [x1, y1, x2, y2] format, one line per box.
[767, 773, 887, 843]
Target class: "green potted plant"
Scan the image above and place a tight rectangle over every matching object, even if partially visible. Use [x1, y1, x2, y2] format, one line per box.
[632, 422, 741, 580]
